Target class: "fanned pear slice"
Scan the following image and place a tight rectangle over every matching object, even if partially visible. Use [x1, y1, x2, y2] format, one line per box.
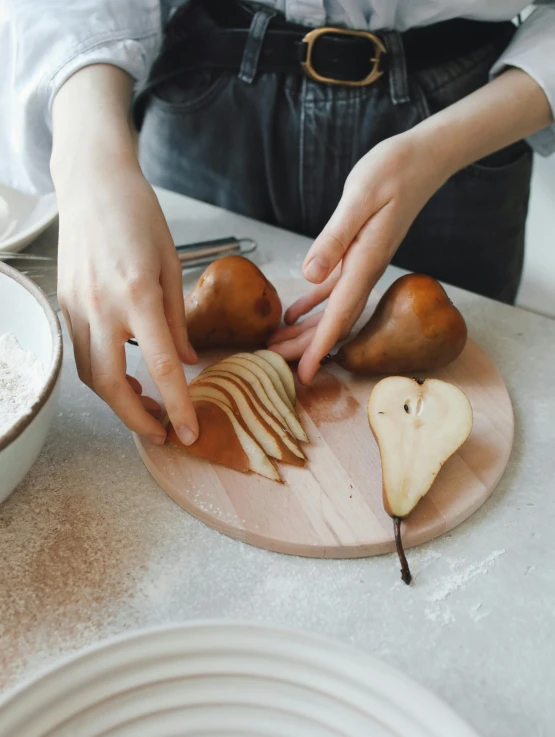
[199, 368, 305, 460]
[167, 400, 250, 474]
[232, 352, 296, 414]
[172, 395, 281, 481]
[254, 349, 296, 404]
[219, 357, 308, 443]
[191, 378, 304, 467]
[368, 376, 473, 584]
[200, 364, 294, 437]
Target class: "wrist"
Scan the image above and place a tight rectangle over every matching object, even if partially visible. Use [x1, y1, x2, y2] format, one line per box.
[51, 130, 140, 198]
[50, 63, 140, 194]
[408, 67, 553, 180]
[402, 122, 458, 188]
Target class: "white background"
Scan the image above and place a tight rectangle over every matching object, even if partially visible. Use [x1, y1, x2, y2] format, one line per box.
[519, 153, 555, 318]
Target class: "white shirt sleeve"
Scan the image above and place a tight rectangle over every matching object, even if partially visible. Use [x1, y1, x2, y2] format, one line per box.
[0, 0, 163, 194]
[490, 4, 555, 157]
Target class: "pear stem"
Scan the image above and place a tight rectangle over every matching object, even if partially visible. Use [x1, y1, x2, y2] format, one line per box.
[393, 517, 412, 585]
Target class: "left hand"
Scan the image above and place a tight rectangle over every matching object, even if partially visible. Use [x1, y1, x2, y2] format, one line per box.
[269, 129, 452, 384]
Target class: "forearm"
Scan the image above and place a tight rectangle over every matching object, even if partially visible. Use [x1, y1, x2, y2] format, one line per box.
[413, 67, 553, 179]
[50, 64, 140, 194]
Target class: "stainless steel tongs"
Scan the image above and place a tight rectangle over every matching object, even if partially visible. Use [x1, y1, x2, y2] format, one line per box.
[176, 236, 257, 270]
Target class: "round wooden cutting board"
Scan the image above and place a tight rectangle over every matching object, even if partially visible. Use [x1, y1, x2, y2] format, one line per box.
[133, 280, 514, 558]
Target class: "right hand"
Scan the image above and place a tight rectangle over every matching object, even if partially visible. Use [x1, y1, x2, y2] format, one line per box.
[56, 162, 199, 446]
[51, 64, 198, 446]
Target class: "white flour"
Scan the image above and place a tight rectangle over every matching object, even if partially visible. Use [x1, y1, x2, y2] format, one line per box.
[424, 549, 506, 624]
[0, 332, 45, 436]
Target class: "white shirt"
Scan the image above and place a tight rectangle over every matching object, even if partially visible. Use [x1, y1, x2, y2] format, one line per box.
[1, 0, 554, 194]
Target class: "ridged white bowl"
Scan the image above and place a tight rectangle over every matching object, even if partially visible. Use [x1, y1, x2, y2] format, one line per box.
[0, 622, 480, 737]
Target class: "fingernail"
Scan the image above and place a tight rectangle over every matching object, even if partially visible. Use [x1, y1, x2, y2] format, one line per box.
[177, 425, 198, 446]
[303, 256, 328, 282]
[147, 434, 166, 446]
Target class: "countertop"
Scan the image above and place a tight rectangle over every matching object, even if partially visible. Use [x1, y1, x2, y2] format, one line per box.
[1, 188, 554, 737]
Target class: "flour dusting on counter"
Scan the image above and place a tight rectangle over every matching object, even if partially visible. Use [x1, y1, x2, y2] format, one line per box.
[0, 332, 45, 435]
[427, 549, 506, 604]
[424, 549, 506, 625]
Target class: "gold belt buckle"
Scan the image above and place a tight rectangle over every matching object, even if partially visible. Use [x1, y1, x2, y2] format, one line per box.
[301, 27, 386, 87]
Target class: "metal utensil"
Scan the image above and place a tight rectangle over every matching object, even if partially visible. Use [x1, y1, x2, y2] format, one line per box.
[0, 252, 53, 262]
[127, 236, 258, 347]
[177, 236, 256, 270]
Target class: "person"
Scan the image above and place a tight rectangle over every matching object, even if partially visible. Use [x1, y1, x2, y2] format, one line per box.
[1, 1, 554, 449]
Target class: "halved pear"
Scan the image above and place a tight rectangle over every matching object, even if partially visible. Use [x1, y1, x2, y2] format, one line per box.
[182, 393, 281, 481]
[368, 376, 473, 584]
[199, 368, 305, 461]
[254, 349, 296, 405]
[232, 352, 296, 414]
[220, 357, 308, 442]
[191, 377, 304, 466]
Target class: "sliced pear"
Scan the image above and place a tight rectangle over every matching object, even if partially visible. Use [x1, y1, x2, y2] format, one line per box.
[200, 364, 291, 434]
[191, 377, 304, 467]
[170, 394, 281, 481]
[368, 376, 473, 584]
[219, 357, 308, 443]
[199, 361, 288, 437]
[168, 400, 250, 473]
[199, 368, 305, 461]
[254, 349, 296, 404]
[232, 352, 296, 414]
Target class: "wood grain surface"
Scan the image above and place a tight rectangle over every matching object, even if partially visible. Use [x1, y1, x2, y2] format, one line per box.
[133, 280, 514, 558]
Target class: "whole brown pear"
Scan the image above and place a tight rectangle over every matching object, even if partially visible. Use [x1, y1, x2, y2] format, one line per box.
[185, 256, 282, 348]
[335, 274, 467, 374]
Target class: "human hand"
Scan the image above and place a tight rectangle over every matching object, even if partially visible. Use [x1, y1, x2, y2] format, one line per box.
[55, 164, 198, 446]
[51, 64, 198, 446]
[271, 64, 555, 384]
[269, 131, 451, 383]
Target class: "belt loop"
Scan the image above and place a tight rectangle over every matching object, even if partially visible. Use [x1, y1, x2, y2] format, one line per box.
[238, 7, 277, 85]
[382, 31, 410, 105]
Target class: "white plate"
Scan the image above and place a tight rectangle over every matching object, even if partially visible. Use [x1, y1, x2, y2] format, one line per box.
[0, 622, 479, 737]
[0, 185, 57, 253]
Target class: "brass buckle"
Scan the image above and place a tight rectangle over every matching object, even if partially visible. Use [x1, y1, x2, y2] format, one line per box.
[301, 27, 386, 87]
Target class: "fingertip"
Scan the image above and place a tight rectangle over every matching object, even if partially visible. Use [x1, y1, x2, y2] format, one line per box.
[146, 433, 167, 446]
[139, 415, 167, 444]
[302, 256, 329, 284]
[177, 341, 198, 366]
[283, 308, 298, 326]
[186, 341, 198, 364]
[184, 403, 199, 437]
[297, 355, 318, 386]
[176, 425, 198, 446]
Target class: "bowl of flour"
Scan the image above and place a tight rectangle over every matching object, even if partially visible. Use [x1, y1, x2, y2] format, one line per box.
[0, 262, 62, 503]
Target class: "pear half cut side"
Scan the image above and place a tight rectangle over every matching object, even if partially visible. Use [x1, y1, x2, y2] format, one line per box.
[368, 376, 473, 584]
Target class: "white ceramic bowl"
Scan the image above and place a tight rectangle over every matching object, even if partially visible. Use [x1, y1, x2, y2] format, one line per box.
[0, 621, 480, 737]
[0, 262, 62, 503]
[0, 185, 58, 253]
